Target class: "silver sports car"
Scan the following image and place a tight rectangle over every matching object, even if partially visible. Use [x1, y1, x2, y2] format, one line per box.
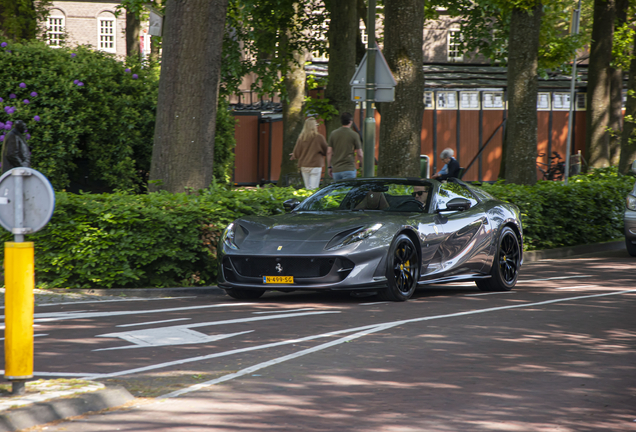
[218, 178, 523, 301]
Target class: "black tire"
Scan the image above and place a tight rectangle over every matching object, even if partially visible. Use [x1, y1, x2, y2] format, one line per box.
[225, 288, 266, 300]
[378, 234, 419, 301]
[626, 238, 636, 257]
[476, 226, 520, 292]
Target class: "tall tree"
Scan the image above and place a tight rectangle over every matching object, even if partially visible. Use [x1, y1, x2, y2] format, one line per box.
[377, 0, 424, 177]
[586, 0, 616, 168]
[608, 0, 628, 165]
[619, 31, 636, 173]
[149, 0, 229, 192]
[323, 0, 358, 137]
[504, 3, 543, 185]
[0, 0, 51, 41]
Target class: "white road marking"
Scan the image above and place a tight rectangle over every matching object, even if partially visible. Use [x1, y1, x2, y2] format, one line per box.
[555, 285, 600, 290]
[519, 275, 592, 282]
[81, 289, 636, 384]
[358, 302, 389, 306]
[252, 308, 316, 314]
[0, 333, 47, 341]
[28, 296, 198, 308]
[116, 318, 191, 328]
[465, 292, 517, 297]
[93, 311, 340, 350]
[94, 330, 253, 351]
[0, 324, 40, 330]
[16, 303, 253, 323]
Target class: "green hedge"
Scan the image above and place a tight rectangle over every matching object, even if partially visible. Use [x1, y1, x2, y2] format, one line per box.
[0, 185, 311, 289]
[0, 169, 632, 289]
[479, 168, 634, 251]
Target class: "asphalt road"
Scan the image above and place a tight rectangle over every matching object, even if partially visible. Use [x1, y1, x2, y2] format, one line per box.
[5, 248, 636, 431]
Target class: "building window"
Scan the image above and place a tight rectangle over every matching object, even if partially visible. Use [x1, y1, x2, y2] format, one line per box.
[99, 18, 116, 52]
[47, 16, 65, 47]
[447, 26, 463, 62]
[437, 91, 457, 109]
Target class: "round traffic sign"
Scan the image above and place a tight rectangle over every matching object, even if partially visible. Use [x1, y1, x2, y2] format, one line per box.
[0, 168, 55, 234]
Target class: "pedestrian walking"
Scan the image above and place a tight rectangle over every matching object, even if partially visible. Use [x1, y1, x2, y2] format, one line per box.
[2, 119, 30, 175]
[326, 112, 363, 180]
[290, 117, 328, 190]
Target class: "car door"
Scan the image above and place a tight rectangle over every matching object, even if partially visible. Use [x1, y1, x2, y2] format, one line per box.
[433, 182, 492, 274]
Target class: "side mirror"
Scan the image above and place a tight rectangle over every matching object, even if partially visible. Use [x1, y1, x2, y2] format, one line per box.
[437, 197, 471, 213]
[283, 198, 301, 212]
[631, 160, 636, 174]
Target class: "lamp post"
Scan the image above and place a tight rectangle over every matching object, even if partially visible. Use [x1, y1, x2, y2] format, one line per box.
[363, 0, 376, 178]
[564, 0, 582, 185]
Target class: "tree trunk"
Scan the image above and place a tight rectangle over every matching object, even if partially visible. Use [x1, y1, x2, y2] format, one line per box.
[609, 0, 628, 166]
[149, 0, 228, 193]
[325, 0, 358, 137]
[504, 4, 542, 185]
[585, 0, 615, 168]
[377, 0, 424, 177]
[126, 10, 140, 60]
[277, 40, 306, 187]
[618, 31, 636, 174]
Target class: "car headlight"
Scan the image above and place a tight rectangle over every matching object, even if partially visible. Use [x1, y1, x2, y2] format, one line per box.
[222, 222, 239, 250]
[326, 223, 383, 250]
[627, 194, 636, 211]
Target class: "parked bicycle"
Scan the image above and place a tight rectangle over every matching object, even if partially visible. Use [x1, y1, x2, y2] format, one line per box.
[536, 152, 565, 181]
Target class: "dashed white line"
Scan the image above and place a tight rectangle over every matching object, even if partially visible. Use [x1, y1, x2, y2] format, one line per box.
[31, 296, 198, 308]
[0, 333, 48, 341]
[116, 318, 192, 328]
[253, 308, 316, 314]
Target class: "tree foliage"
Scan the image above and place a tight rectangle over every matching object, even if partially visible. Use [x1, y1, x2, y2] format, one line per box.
[0, 0, 52, 41]
[431, 0, 584, 73]
[0, 40, 157, 192]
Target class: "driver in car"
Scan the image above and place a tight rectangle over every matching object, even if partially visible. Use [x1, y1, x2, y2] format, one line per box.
[412, 185, 428, 207]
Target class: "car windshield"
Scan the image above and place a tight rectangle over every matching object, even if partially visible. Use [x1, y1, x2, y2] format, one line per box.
[296, 180, 433, 213]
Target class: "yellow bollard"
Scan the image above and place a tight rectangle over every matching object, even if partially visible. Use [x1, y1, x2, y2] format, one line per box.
[4, 242, 34, 384]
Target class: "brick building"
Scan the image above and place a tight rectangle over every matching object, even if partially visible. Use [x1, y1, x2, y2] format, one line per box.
[45, 0, 150, 58]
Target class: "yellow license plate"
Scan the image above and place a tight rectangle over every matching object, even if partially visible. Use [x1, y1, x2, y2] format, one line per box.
[263, 276, 294, 284]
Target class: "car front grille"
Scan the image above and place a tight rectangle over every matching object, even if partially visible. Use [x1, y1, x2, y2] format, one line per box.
[223, 255, 355, 284]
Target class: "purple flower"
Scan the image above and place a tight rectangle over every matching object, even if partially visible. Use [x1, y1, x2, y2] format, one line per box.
[23, 99, 29, 104]
[0, 97, 3, 103]
[3, 106, 9, 112]
[9, 107, 16, 114]
[6, 50, 11, 53]
[25, 134, 31, 140]
[33, 115, 40, 122]
[9, 93, 16, 99]
[71, 53, 76, 58]
[77, 82, 84, 87]
[4, 124, 10, 130]
[0, 42, 6, 48]
[73, 80, 79, 84]
[6, 121, 11, 127]
[0, 136, 3, 142]
[19, 83, 26, 88]
[30, 92, 37, 97]
[125, 68, 131, 73]
[132, 74, 138, 79]
[0, 122, 4, 129]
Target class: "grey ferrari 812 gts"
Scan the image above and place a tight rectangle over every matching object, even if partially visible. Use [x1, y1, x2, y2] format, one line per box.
[218, 178, 523, 301]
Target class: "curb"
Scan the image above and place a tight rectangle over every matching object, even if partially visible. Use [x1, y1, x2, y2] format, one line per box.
[0, 386, 134, 432]
[523, 240, 625, 262]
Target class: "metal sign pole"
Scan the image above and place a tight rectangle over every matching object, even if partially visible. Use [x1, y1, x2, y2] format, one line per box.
[564, 0, 582, 185]
[363, 0, 376, 178]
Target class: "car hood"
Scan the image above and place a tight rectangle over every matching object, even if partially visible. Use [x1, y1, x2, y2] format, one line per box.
[231, 211, 431, 255]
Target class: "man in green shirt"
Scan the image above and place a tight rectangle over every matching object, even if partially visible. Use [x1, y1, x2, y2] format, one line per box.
[327, 112, 363, 180]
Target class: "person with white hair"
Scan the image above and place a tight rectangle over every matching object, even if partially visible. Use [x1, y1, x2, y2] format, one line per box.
[431, 147, 460, 180]
[290, 117, 328, 189]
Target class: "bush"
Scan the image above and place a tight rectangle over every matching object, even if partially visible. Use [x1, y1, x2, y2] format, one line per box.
[479, 167, 634, 251]
[0, 185, 312, 289]
[0, 40, 158, 192]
